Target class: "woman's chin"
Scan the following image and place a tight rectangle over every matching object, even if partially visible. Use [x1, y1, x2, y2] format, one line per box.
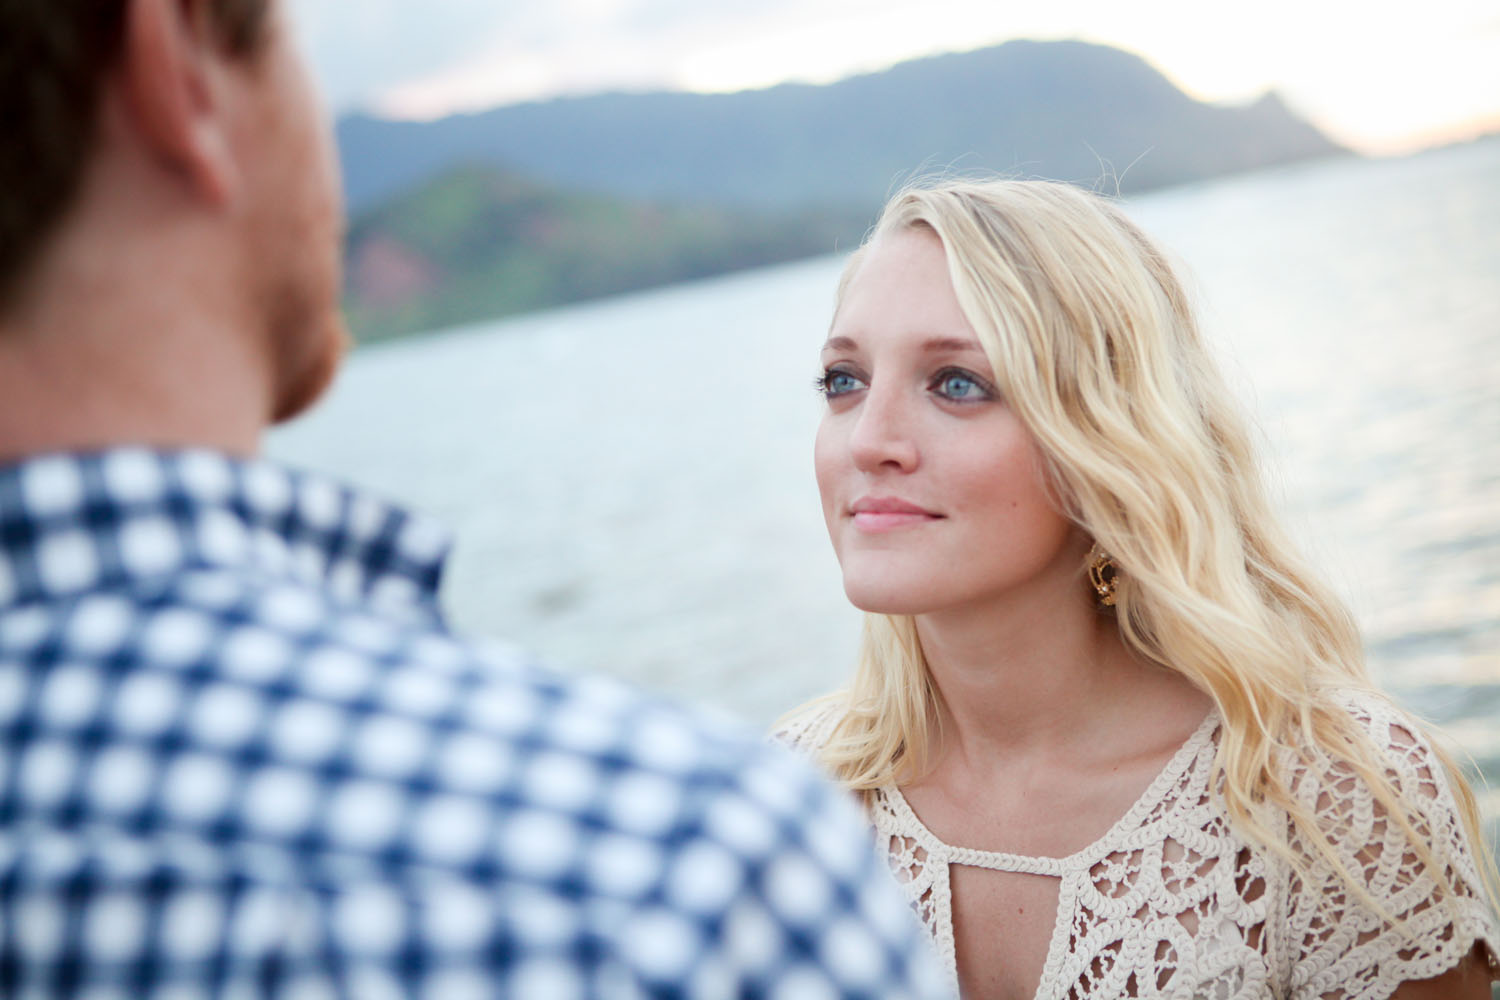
[842, 582, 935, 617]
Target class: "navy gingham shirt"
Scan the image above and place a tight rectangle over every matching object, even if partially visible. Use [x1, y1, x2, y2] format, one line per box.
[0, 449, 946, 998]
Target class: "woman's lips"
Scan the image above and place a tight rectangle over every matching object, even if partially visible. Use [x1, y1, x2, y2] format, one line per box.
[850, 497, 942, 532]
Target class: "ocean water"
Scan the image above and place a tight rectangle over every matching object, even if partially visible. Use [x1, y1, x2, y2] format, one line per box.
[271, 138, 1500, 793]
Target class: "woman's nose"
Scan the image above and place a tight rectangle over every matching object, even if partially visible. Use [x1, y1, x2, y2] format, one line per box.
[848, 385, 919, 473]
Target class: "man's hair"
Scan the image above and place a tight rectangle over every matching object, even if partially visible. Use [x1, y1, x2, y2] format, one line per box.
[0, 0, 270, 305]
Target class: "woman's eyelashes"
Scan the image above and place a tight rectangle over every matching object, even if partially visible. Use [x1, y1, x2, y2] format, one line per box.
[929, 367, 997, 403]
[815, 365, 998, 404]
[815, 366, 867, 399]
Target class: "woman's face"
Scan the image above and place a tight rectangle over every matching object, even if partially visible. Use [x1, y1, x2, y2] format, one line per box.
[814, 227, 1082, 617]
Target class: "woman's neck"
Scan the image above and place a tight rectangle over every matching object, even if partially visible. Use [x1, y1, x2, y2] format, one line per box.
[915, 576, 1206, 779]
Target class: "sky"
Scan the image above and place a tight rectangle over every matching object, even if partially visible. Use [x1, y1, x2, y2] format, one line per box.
[288, 0, 1500, 155]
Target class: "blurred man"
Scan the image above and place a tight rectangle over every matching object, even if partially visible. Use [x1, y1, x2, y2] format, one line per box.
[0, 1, 946, 995]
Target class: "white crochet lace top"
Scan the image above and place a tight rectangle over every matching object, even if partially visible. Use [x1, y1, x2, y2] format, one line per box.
[776, 692, 1498, 999]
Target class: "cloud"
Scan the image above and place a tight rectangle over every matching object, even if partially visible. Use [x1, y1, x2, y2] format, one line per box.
[287, 0, 509, 109]
[291, 0, 823, 113]
[344, 0, 818, 117]
[288, 0, 1500, 152]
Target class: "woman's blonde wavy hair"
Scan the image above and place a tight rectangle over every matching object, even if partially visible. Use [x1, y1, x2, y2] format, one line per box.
[789, 177, 1494, 921]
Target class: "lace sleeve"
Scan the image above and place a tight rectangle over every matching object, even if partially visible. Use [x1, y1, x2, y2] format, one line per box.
[1283, 696, 1499, 1000]
[768, 697, 846, 759]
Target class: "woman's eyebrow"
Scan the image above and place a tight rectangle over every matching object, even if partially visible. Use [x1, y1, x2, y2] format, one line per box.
[822, 335, 984, 353]
[922, 336, 985, 353]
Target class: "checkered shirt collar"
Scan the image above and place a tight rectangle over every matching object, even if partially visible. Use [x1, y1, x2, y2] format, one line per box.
[0, 448, 451, 617]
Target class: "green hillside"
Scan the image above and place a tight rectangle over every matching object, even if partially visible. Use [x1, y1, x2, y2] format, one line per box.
[337, 39, 1346, 214]
[338, 38, 1351, 342]
[344, 167, 863, 342]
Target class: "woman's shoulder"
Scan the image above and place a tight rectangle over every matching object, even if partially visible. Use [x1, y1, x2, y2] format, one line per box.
[1297, 686, 1456, 801]
[1278, 686, 1473, 851]
[1326, 684, 1427, 738]
[769, 695, 849, 758]
[1273, 686, 1499, 996]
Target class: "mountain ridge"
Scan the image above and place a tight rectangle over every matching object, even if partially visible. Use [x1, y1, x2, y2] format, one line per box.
[339, 38, 1350, 341]
[337, 39, 1346, 214]
[344, 165, 865, 342]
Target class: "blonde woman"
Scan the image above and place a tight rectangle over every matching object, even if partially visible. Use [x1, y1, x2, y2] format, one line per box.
[779, 179, 1498, 999]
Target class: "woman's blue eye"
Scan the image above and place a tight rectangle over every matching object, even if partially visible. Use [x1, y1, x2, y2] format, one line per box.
[816, 369, 864, 397]
[933, 369, 991, 401]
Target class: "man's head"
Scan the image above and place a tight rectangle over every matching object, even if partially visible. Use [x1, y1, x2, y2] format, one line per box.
[0, 2, 267, 301]
[0, 0, 347, 427]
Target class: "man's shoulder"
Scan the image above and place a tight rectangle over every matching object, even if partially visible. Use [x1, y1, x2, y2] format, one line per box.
[2, 553, 947, 996]
[105, 563, 855, 869]
[154, 575, 946, 991]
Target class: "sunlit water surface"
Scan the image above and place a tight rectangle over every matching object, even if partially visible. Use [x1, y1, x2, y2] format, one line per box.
[272, 138, 1500, 802]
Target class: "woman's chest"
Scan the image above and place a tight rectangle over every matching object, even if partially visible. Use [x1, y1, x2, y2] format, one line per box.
[877, 793, 1285, 998]
[948, 866, 1063, 999]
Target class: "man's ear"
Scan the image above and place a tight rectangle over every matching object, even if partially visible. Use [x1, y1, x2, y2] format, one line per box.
[118, 0, 238, 206]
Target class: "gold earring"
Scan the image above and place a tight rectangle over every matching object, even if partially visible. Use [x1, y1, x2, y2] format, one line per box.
[1088, 544, 1118, 607]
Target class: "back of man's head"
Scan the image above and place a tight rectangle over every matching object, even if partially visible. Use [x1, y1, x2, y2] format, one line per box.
[0, 1, 270, 308]
[0, 0, 349, 455]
